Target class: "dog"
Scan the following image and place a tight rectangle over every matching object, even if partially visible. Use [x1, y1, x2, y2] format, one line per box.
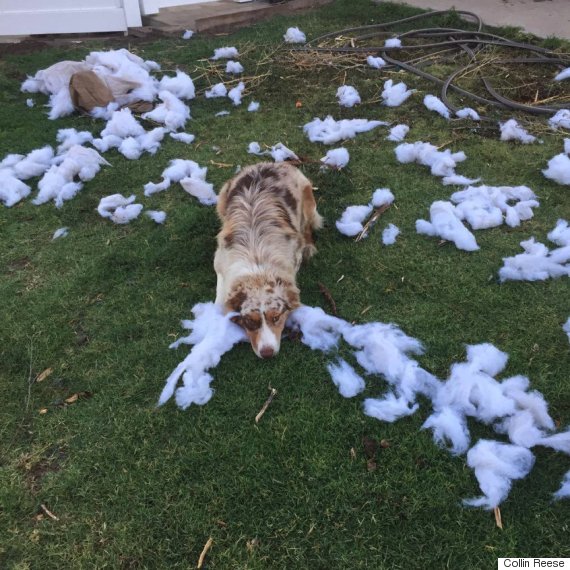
[214, 162, 323, 358]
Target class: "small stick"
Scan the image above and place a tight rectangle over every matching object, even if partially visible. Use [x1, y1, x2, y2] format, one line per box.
[40, 504, 59, 521]
[255, 388, 278, 424]
[317, 282, 337, 316]
[494, 506, 503, 530]
[197, 537, 213, 569]
[355, 203, 391, 242]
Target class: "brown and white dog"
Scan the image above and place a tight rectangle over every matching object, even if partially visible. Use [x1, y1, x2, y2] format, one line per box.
[214, 162, 323, 358]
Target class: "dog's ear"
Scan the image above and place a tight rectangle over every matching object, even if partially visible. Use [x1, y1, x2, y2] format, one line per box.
[286, 287, 301, 311]
[230, 314, 243, 327]
[227, 288, 247, 313]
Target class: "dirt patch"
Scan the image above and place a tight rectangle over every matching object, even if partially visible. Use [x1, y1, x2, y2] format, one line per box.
[18, 445, 67, 493]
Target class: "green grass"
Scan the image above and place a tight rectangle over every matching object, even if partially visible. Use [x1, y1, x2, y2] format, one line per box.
[1, 1, 570, 568]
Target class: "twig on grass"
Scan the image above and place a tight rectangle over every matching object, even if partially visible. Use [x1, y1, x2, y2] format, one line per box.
[317, 282, 337, 316]
[255, 388, 278, 424]
[40, 503, 59, 521]
[494, 506, 503, 530]
[197, 537, 213, 569]
[354, 203, 391, 242]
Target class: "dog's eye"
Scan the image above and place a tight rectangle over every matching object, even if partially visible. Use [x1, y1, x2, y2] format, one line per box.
[271, 315, 281, 324]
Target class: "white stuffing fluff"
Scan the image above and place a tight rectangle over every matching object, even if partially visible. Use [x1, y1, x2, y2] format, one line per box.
[34, 146, 109, 207]
[394, 141, 467, 178]
[303, 115, 388, 145]
[367, 55, 386, 69]
[205, 83, 227, 98]
[423, 94, 450, 119]
[381, 79, 414, 107]
[144, 178, 171, 196]
[247, 142, 263, 155]
[0, 171, 31, 207]
[563, 317, 570, 342]
[382, 223, 400, 245]
[327, 359, 365, 398]
[52, 227, 69, 240]
[269, 143, 298, 162]
[416, 200, 479, 251]
[543, 152, 570, 185]
[170, 132, 195, 144]
[158, 302, 247, 409]
[548, 109, 570, 130]
[141, 90, 190, 131]
[92, 134, 122, 153]
[498, 219, 570, 282]
[228, 81, 245, 106]
[158, 70, 195, 100]
[163, 159, 207, 183]
[158, 300, 570, 507]
[182, 30, 194, 40]
[90, 102, 119, 121]
[0, 154, 25, 169]
[56, 128, 93, 154]
[463, 440, 535, 510]
[450, 184, 539, 230]
[422, 407, 470, 455]
[225, 61, 244, 74]
[385, 37, 402, 48]
[248, 101, 260, 112]
[538, 429, 570, 454]
[211, 47, 239, 60]
[101, 108, 144, 139]
[97, 193, 143, 224]
[26, 98, 34, 108]
[146, 210, 167, 224]
[386, 124, 409, 142]
[554, 67, 570, 82]
[336, 204, 373, 236]
[456, 107, 480, 121]
[499, 119, 536, 144]
[364, 393, 419, 422]
[180, 177, 217, 206]
[283, 27, 306, 44]
[371, 188, 395, 207]
[442, 174, 481, 186]
[565, 139, 570, 155]
[118, 137, 142, 160]
[336, 85, 361, 108]
[10, 146, 54, 180]
[553, 471, 570, 500]
[320, 147, 350, 169]
[215, 111, 230, 117]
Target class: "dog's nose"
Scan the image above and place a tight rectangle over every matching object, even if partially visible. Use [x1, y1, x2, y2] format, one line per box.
[259, 347, 275, 359]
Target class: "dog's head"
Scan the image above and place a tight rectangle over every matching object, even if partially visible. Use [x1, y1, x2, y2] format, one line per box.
[226, 275, 300, 359]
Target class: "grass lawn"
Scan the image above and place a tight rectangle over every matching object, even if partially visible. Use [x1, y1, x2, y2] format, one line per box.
[1, 1, 569, 567]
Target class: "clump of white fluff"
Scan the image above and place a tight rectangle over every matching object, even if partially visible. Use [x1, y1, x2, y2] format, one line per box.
[283, 27, 306, 44]
[248, 101, 260, 112]
[141, 90, 190, 131]
[498, 219, 570, 282]
[225, 61, 244, 74]
[386, 124, 409, 142]
[456, 107, 481, 121]
[543, 152, 570, 186]
[385, 38, 402, 48]
[367, 56, 386, 69]
[371, 188, 394, 207]
[170, 132, 195, 145]
[158, 302, 247, 409]
[499, 119, 536, 144]
[158, 70, 195, 100]
[563, 318, 570, 343]
[52, 227, 69, 240]
[382, 223, 400, 245]
[205, 83, 227, 99]
[336, 85, 361, 108]
[303, 115, 388, 145]
[548, 109, 570, 130]
[416, 201, 479, 251]
[395, 141, 467, 178]
[423, 95, 450, 119]
[381, 79, 413, 107]
[463, 440, 535, 510]
[228, 81, 245, 106]
[336, 204, 373, 237]
[211, 47, 239, 60]
[554, 67, 570, 82]
[327, 359, 365, 398]
[97, 194, 143, 224]
[320, 148, 350, 169]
